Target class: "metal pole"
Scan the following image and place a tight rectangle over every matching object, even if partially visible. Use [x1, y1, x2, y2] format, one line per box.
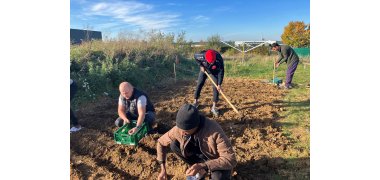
[244, 43, 265, 53]
[220, 41, 243, 52]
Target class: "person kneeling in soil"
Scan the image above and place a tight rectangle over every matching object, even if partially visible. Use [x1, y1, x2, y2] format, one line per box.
[156, 104, 236, 180]
[270, 42, 300, 89]
[115, 82, 156, 134]
[70, 79, 82, 133]
[193, 49, 224, 116]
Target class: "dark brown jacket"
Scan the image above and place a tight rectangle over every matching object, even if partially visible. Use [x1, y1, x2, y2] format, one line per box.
[156, 117, 237, 171]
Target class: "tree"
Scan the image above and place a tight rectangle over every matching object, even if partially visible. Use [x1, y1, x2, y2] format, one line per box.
[206, 34, 222, 51]
[281, 21, 310, 47]
[175, 31, 192, 56]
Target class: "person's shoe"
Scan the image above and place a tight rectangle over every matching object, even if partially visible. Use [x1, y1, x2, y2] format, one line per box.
[278, 83, 286, 89]
[285, 85, 293, 89]
[70, 126, 82, 133]
[211, 107, 219, 116]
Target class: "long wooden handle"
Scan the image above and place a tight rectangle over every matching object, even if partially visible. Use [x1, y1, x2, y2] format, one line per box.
[204, 71, 240, 115]
[273, 60, 275, 83]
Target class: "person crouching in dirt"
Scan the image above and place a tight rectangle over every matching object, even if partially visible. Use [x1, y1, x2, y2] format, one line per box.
[156, 104, 236, 180]
[193, 49, 224, 116]
[270, 42, 300, 89]
[70, 79, 82, 133]
[115, 82, 156, 134]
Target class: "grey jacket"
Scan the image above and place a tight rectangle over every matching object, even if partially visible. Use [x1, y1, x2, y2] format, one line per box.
[277, 45, 300, 68]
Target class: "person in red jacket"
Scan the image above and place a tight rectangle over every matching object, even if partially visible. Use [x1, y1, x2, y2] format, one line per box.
[193, 49, 224, 116]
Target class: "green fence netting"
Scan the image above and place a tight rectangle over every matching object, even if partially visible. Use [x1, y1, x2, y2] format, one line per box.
[293, 48, 310, 57]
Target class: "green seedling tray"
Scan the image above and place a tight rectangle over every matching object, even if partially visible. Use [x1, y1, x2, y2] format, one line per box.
[114, 120, 148, 145]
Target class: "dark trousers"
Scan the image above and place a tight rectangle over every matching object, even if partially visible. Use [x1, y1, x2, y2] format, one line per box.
[70, 81, 78, 126]
[114, 111, 155, 127]
[170, 140, 232, 180]
[194, 71, 219, 102]
[286, 61, 299, 88]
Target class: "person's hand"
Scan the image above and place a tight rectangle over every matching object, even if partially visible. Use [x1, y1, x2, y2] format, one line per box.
[128, 127, 137, 135]
[185, 163, 206, 176]
[200, 66, 205, 72]
[157, 168, 167, 180]
[123, 119, 130, 125]
[216, 85, 223, 92]
[275, 62, 280, 68]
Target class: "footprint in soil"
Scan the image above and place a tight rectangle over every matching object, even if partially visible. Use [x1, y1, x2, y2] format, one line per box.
[118, 148, 126, 156]
[118, 147, 137, 157]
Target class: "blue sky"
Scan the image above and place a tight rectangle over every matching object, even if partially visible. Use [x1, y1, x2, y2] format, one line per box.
[70, 0, 309, 41]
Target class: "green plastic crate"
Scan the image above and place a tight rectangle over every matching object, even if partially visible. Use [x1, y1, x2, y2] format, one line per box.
[114, 120, 148, 145]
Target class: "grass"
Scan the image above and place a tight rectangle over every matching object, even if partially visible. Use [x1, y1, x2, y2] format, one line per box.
[224, 54, 310, 177]
[279, 60, 310, 158]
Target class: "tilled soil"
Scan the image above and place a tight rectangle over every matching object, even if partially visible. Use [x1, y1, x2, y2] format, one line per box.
[70, 78, 307, 180]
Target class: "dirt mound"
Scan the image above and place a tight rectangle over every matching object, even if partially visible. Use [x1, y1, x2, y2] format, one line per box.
[71, 78, 303, 179]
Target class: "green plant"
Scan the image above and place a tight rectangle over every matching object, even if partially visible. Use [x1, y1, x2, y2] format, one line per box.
[70, 30, 197, 106]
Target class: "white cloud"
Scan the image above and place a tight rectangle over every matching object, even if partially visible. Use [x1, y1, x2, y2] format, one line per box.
[84, 1, 179, 30]
[91, 3, 108, 11]
[194, 15, 210, 22]
[96, 22, 120, 29]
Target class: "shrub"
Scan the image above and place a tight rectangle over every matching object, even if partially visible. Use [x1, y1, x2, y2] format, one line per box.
[70, 30, 188, 105]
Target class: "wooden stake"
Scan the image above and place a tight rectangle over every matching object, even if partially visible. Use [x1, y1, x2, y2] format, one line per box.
[273, 59, 275, 84]
[174, 63, 176, 83]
